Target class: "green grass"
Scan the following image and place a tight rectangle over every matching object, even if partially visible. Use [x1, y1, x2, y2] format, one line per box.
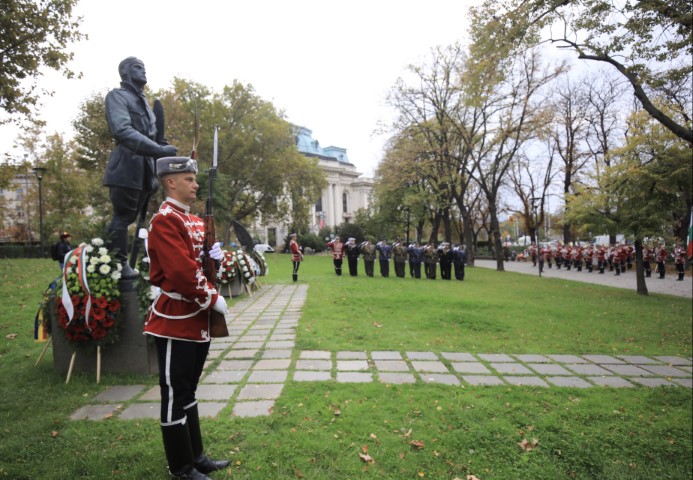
[0, 256, 691, 479]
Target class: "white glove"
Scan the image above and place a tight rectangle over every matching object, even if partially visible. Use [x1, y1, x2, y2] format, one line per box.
[212, 295, 228, 315]
[209, 242, 224, 261]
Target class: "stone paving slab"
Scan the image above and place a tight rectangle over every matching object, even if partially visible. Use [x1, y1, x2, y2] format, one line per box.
[463, 375, 505, 386]
[337, 360, 370, 371]
[478, 353, 514, 363]
[503, 376, 549, 387]
[337, 372, 373, 383]
[337, 351, 368, 360]
[442, 352, 476, 362]
[94, 385, 146, 402]
[299, 350, 331, 359]
[378, 373, 417, 384]
[640, 365, 691, 377]
[582, 354, 626, 364]
[545, 376, 593, 388]
[294, 371, 331, 382]
[421, 374, 460, 385]
[603, 364, 656, 376]
[629, 377, 675, 387]
[247, 370, 288, 383]
[514, 354, 552, 363]
[374, 360, 410, 372]
[254, 359, 292, 370]
[237, 383, 284, 400]
[202, 370, 247, 384]
[565, 363, 614, 376]
[406, 351, 438, 360]
[411, 360, 449, 373]
[547, 354, 590, 364]
[372, 351, 403, 360]
[295, 359, 331, 370]
[196, 384, 237, 400]
[653, 356, 692, 365]
[616, 355, 660, 364]
[588, 376, 634, 388]
[527, 363, 572, 376]
[451, 362, 491, 374]
[490, 362, 533, 375]
[71, 404, 123, 420]
[119, 403, 159, 420]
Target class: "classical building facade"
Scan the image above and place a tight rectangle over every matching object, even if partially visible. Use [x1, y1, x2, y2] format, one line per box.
[252, 126, 374, 247]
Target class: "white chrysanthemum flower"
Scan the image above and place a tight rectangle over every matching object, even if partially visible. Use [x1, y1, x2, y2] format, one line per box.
[87, 264, 96, 273]
[84, 245, 94, 253]
[242, 266, 248, 272]
[69, 255, 78, 264]
[92, 238, 104, 246]
[117, 263, 122, 271]
[99, 264, 111, 275]
[111, 271, 121, 281]
[99, 254, 111, 263]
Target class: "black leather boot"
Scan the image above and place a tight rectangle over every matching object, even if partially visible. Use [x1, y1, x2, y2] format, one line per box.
[186, 405, 230, 474]
[108, 228, 139, 279]
[292, 274, 297, 282]
[678, 272, 685, 281]
[161, 423, 211, 480]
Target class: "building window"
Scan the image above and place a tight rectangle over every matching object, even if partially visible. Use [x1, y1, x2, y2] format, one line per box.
[315, 197, 322, 212]
[342, 192, 348, 213]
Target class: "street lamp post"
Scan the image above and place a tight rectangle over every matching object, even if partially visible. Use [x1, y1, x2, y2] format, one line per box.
[32, 166, 47, 258]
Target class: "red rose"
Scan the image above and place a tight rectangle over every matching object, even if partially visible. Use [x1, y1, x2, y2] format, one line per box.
[94, 296, 108, 309]
[92, 308, 106, 321]
[108, 300, 121, 313]
[71, 295, 82, 306]
[102, 315, 115, 328]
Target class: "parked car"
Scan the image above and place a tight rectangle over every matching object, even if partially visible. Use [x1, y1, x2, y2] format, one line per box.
[253, 243, 275, 253]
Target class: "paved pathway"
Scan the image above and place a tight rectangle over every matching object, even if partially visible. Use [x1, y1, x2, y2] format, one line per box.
[71, 284, 692, 421]
[475, 259, 692, 298]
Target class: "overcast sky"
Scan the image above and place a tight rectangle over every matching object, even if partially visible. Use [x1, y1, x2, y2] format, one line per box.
[2, 0, 481, 177]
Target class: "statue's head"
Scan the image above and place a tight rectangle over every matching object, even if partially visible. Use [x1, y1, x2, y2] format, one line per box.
[118, 57, 146, 86]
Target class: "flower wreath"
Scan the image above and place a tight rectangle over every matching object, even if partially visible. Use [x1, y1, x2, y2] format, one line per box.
[236, 251, 257, 284]
[251, 251, 268, 276]
[56, 238, 123, 346]
[219, 249, 239, 284]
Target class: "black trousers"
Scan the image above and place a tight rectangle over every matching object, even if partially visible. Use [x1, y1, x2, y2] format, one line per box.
[379, 258, 389, 277]
[364, 260, 374, 277]
[347, 257, 358, 276]
[409, 261, 421, 278]
[333, 258, 343, 275]
[454, 264, 465, 280]
[154, 336, 210, 426]
[394, 261, 406, 278]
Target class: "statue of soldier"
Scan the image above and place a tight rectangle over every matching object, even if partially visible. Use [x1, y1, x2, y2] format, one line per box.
[103, 57, 178, 278]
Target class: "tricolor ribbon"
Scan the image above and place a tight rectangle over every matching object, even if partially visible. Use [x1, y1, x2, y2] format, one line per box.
[60, 244, 93, 326]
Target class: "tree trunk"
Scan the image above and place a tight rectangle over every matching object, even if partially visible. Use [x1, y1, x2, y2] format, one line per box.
[461, 207, 475, 266]
[442, 208, 452, 243]
[634, 238, 648, 295]
[489, 203, 505, 271]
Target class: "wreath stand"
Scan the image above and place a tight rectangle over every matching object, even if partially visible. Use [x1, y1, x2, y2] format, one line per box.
[64, 346, 102, 384]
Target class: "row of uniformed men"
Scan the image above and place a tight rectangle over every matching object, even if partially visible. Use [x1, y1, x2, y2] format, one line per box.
[324, 237, 468, 280]
[525, 243, 688, 280]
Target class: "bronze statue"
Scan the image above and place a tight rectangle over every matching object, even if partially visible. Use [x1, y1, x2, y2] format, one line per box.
[103, 57, 177, 278]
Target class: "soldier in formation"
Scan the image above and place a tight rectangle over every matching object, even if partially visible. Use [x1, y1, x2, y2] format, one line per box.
[345, 237, 360, 276]
[360, 239, 377, 277]
[392, 238, 408, 278]
[326, 236, 345, 276]
[407, 242, 423, 278]
[376, 239, 392, 277]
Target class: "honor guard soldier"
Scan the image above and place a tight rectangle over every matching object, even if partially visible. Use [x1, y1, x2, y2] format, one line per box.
[643, 244, 654, 277]
[529, 242, 538, 266]
[438, 242, 453, 280]
[574, 245, 583, 271]
[376, 239, 392, 277]
[674, 244, 686, 281]
[555, 243, 563, 269]
[563, 244, 572, 271]
[597, 245, 607, 274]
[407, 242, 423, 278]
[452, 244, 467, 280]
[360, 240, 377, 277]
[423, 242, 439, 279]
[144, 157, 229, 480]
[618, 245, 628, 273]
[613, 244, 622, 275]
[345, 237, 360, 276]
[392, 238, 408, 278]
[541, 244, 552, 269]
[290, 233, 303, 282]
[584, 245, 594, 272]
[326, 236, 345, 276]
[655, 243, 667, 279]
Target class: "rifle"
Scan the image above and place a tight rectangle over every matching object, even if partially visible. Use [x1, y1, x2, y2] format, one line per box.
[201, 126, 229, 337]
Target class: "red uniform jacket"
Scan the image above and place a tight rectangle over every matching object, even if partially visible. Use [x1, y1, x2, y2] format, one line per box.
[326, 240, 345, 259]
[144, 199, 218, 342]
[290, 240, 302, 262]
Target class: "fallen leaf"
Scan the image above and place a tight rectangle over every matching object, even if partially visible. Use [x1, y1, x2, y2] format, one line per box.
[418, 471, 425, 477]
[372, 321, 382, 328]
[370, 433, 377, 440]
[359, 452, 374, 464]
[5, 333, 17, 339]
[361, 445, 369, 454]
[399, 452, 406, 460]
[410, 440, 424, 450]
[51, 430, 59, 438]
[294, 468, 304, 478]
[403, 428, 413, 438]
[518, 437, 539, 452]
[467, 475, 481, 480]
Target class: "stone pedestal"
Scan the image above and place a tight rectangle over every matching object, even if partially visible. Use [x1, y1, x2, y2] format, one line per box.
[226, 275, 243, 297]
[51, 287, 158, 376]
